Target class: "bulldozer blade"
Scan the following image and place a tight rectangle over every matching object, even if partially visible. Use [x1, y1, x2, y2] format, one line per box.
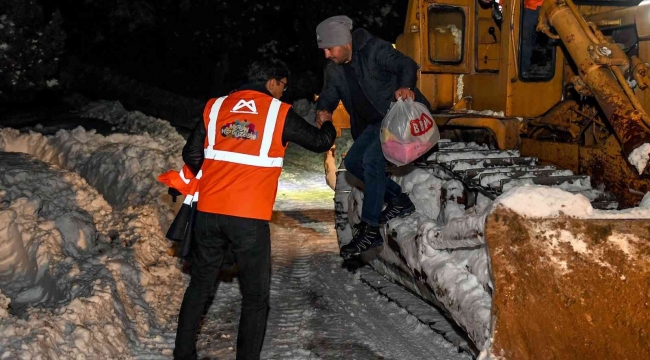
[484, 206, 650, 359]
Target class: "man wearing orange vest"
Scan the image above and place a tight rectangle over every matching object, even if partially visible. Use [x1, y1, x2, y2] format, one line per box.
[173, 59, 336, 360]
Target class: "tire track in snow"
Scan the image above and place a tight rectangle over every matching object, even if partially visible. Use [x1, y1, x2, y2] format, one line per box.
[193, 280, 242, 358]
[260, 210, 324, 359]
[133, 208, 467, 360]
[309, 259, 468, 360]
[131, 278, 242, 359]
[261, 210, 468, 360]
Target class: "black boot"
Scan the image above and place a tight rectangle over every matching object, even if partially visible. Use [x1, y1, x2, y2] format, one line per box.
[380, 193, 415, 224]
[340, 221, 383, 259]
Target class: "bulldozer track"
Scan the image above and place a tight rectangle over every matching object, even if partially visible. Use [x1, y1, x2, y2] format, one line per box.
[421, 139, 619, 210]
[333, 139, 625, 356]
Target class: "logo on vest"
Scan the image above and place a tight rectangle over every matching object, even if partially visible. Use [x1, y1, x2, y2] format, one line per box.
[230, 99, 258, 114]
[409, 113, 434, 137]
[220, 120, 259, 140]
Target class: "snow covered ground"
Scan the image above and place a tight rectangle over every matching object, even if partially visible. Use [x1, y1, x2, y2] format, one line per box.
[0, 102, 187, 358]
[0, 101, 469, 359]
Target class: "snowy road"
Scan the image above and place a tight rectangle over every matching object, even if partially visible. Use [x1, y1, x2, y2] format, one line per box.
[133, 189, 470, 360]
[0, 101, 470, 359]
[184, 207, 469, 360]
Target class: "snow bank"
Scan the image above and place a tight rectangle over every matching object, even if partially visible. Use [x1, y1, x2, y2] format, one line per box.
[0, 101, 187, 358]
[496, 185, 650, 219]
[1, 101, 185, 211]
[0, 155, 110, 307]
[0, 290, 9, 318]
[495, 186, 594, 218]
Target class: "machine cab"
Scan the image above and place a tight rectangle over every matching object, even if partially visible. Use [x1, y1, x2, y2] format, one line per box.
[396, 0, 563, 117]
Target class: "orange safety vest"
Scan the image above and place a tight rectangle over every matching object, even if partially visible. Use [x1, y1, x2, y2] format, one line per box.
[524, 0, 543, 10]
[158, 164, 202, 207]
[158, 165, 198, 196]
[158, 165, 201, 252]
[197, 90, 291, 220]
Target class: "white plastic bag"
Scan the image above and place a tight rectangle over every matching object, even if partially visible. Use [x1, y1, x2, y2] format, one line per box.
[380, 98, 440, 166]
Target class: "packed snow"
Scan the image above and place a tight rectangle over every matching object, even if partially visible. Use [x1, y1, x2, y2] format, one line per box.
[628, 142, 650, 175]
[428, 150, 520, 163]
[496, 185, 650, 219]
[495, 186, 593, 217]
[0, 102, 187, 358]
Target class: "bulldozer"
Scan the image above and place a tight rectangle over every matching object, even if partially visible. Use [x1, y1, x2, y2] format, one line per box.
[332, 0, 650, 358]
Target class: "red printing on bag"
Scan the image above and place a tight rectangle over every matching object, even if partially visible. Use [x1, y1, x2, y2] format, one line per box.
[409, 113, 434, 136]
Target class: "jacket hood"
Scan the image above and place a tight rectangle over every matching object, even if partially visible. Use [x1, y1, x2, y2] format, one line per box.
[352, 28, 373, 52]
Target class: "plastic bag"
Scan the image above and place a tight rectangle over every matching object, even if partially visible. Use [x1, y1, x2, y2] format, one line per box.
[380, 98, 440, 166]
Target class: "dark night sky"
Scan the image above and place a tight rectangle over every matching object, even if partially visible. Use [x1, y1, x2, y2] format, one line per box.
[0, 0, 409, 110]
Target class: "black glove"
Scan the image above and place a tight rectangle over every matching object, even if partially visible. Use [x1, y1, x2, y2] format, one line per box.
[168, 187, 183, 202]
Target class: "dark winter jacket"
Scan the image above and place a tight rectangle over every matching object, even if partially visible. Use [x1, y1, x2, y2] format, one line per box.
[316, 28, 431, 139]
[183, 84, 336, 175]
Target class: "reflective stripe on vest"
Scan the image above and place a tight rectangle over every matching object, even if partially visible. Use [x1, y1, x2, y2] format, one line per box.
[178, 168, 202, 188]
[179, 169, 191, 185]
[206, 96, 227, 151]
[203, 96, 284, 168]
[183, 191, 199, 205]
[181, 170, 202, 205]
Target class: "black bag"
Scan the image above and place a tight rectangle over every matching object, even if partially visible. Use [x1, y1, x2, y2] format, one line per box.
[166, 200, 197, 257]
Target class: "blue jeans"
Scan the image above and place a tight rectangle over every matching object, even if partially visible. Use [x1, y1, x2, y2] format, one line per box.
[344, 123, 402, 227]
[521, 7, 541, 75]
[174, 211, 271, 360]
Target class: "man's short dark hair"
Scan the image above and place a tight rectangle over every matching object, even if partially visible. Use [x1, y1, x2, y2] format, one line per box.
[247, 59, 290, 86]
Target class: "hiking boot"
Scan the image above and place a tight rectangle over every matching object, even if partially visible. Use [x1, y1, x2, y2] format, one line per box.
[340, 222, 383, 259]
[380, 193, 415, 224]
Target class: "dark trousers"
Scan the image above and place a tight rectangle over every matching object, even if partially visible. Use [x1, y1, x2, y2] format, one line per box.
[174, 211, 271, 360]
[344, 123, 402, 227]
[521, 7, 541, 75]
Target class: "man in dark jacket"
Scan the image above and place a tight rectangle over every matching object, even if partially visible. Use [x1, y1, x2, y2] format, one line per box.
[174, 59, 336, 360]
[315, 15, 430, 260]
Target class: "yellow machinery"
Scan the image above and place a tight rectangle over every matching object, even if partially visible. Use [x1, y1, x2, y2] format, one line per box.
[334, 0, 650, 208]
[333, 0, 650, 358]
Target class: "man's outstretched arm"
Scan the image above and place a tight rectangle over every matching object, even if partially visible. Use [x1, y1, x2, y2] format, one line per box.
[182, 120, 205, 176]
[282, 109, 336, 153]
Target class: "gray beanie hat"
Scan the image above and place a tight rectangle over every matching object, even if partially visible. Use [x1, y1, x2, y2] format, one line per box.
[316, 15, 353, 49]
